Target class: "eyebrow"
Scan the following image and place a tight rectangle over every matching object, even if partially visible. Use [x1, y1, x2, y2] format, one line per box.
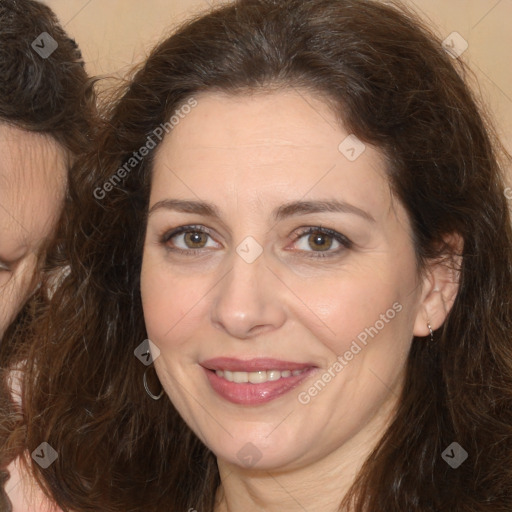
[148, 199, 221, 218]
[274, 199, 375, 223]
[148, 198, 375, 223]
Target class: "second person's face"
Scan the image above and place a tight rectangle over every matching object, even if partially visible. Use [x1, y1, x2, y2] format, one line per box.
[0, 124, 67, 337]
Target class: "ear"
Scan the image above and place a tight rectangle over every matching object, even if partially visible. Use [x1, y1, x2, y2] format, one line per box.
[413, 233, 463, 337]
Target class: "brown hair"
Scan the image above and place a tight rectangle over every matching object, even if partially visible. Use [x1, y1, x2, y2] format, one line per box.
[0, 0, 95, 155]
[4, 0, 512, 510]
[0, 0, 95, 509]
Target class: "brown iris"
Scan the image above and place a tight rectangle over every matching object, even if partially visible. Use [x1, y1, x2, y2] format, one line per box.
[308, 231, 333, 251]
[184, 231, 208, 248]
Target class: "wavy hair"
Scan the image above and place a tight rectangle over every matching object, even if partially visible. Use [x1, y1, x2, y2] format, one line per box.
[3, 0, 512, 510]
[0, 0, 96, 509]
[0, 0, 95, 154]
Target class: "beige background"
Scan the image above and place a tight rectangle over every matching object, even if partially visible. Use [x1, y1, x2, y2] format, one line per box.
[42, 0, 512, 158]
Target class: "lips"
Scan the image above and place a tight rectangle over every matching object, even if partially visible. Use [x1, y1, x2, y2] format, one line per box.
[200, 357, 317, 405]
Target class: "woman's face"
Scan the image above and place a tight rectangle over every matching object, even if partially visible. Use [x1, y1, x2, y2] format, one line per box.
[0, 124, 67, 338]
[141, 90, 436, 471]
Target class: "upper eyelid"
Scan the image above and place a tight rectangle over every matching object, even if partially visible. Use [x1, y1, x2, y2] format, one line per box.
[162, 224, 217, 241]
[0, 244, 30, 269]
[293, 225, 349, 238]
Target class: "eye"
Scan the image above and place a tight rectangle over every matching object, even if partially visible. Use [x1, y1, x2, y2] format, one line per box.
[0, 260, 11, 272]
[161, 225, 221, 252]
[291, 227, 352, 257]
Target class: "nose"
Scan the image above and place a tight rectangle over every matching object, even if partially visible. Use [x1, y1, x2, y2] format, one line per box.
[210, 249, 286, 339]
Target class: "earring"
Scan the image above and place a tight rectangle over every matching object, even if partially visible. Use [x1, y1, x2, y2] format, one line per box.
[143, 366, 164, 400]
[427, 321, 434, 342]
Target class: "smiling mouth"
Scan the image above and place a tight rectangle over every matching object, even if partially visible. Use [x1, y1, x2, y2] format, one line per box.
[214, 368, 308, 384]
[201, 358, 317, 405]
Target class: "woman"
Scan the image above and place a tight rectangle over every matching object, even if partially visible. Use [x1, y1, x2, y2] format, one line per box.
[0, 0, 95, 509]
[4, 0, 512, 510]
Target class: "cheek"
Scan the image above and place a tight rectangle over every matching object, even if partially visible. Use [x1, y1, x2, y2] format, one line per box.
[287, 261, 410, 357]
[140, 256, 209, 348]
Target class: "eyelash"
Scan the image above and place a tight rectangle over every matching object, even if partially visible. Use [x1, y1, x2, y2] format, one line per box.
[160, 224, 352, 259]
[0, 261, 11, 272]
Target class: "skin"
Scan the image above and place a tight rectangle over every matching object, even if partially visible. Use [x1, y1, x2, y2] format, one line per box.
[0, 124, 67, 338]
[140, 89, 459, 512]
[2, 124, 67, 511]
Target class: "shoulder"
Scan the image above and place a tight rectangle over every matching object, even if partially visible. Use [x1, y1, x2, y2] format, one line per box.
[5, 456, 63, 512]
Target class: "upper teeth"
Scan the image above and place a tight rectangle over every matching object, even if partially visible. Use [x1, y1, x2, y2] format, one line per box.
[215, 369, 306, 383]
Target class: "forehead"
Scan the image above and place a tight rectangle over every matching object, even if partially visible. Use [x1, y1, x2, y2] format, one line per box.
[160, 90, 347, 160]
[0, 124, 67, 250]
[151, 90, 394, 219]
[0, 123, 66, 175]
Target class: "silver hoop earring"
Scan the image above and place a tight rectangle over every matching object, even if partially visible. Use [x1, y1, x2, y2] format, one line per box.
[427, 321, 434, 342]
[143, 367, 164, 400]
